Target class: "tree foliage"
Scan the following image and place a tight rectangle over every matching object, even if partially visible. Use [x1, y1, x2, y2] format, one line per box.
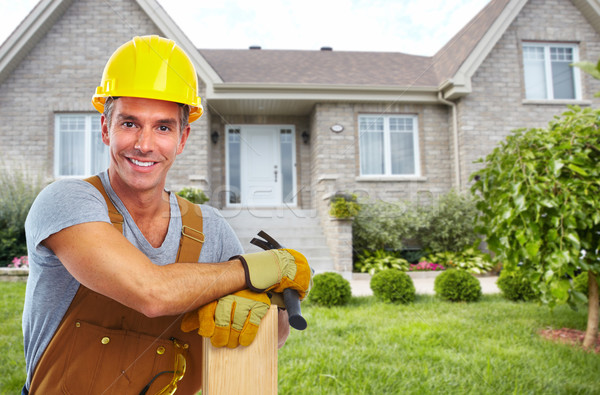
[471, 106, 600, 304]
[471, 105, 600, 347]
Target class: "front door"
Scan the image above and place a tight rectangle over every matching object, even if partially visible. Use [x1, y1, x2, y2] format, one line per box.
[226, 125, 296, 207]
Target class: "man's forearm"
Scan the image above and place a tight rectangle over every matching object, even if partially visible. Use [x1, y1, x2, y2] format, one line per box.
[144, 259, 247, 317]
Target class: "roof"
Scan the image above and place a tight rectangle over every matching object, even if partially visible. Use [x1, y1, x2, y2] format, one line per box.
[2, 0, 600, 114]
[199, 49, 437, 87]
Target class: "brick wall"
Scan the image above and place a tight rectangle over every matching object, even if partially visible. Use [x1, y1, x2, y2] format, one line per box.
[0, 0, 208, 192]
[458, 0, 600, 187]
[310, 101, 455, 273]
[310, 102, 454, 205]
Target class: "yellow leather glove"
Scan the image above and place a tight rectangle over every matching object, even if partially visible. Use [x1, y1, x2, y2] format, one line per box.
[232, 249, 312, 300]
[181, 289, 270, 348]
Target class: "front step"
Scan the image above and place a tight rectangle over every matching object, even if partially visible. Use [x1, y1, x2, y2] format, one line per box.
[221, 208, 335, 274]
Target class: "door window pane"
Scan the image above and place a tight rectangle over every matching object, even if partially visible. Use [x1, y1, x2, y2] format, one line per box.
[280, 129, 294, 203]
[228, 129, 241, 204]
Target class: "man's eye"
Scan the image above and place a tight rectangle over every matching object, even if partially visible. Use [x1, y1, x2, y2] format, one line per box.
[123, 122, 135, 128]
[158, 126, 171, 132]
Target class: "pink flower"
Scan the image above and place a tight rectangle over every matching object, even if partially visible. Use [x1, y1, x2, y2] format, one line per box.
[409, 261, 445, 271]
[9, 256, 29, 268]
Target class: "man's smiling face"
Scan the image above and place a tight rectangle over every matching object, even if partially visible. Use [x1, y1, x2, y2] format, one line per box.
[101, 96, 190, 195]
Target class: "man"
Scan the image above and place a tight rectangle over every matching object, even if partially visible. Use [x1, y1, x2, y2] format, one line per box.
[22, 35, 311, 394]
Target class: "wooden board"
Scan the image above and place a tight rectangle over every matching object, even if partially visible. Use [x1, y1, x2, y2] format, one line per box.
[201, 305, 278, 395]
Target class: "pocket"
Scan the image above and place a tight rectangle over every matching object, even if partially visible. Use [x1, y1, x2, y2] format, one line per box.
[61, 320, 175, 395]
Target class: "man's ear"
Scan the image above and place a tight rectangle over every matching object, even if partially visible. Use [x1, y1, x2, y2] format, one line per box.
[101, 114, 110, 146]
[177, 124, 191, 155]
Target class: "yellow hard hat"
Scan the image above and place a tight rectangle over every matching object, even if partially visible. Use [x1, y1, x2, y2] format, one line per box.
[92, 35, 203, 123]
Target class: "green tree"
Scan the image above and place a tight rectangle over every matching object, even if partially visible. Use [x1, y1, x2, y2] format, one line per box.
[471, 105, 599, 349]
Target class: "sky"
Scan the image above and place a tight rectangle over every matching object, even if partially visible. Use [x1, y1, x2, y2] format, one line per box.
[0, 0, 491, 56]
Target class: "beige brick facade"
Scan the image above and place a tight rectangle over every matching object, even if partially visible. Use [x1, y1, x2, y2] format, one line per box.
[458, 0, 600, 187]
[2, 0, 600, 273]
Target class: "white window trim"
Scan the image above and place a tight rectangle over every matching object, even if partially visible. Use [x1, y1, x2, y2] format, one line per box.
[522, 42, 582, 101]
[358, 114, 421, 177]
[54, 113, 104, 178]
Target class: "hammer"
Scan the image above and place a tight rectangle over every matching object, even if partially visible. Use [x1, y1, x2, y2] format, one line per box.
[250, 230, 308, 330]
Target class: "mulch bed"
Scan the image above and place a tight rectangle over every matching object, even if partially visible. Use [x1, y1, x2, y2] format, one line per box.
[539, 328, 600, 353]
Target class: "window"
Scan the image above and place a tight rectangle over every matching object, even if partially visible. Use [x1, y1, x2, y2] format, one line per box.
[523, 43, 580, 100]
[54, 114, 109, 177]
[359, 115, 420, 176]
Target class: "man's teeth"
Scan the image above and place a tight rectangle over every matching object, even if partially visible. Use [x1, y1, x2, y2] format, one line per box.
[131, 159, 155, 167]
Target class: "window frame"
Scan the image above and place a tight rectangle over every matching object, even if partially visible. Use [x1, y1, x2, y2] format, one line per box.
[54, 113, 107, 178]
[357, 114, 421, 178]
[522, 42, 582, 101]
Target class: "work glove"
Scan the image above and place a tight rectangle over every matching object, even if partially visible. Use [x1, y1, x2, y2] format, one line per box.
[232, 249, 311, 299]
[181, 289, 270, 348]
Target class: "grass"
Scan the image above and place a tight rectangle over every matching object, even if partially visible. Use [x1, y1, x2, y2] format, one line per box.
[0, 282, 26, 394]
[2, 283, 599, 394]
[279, 295, 600, 395]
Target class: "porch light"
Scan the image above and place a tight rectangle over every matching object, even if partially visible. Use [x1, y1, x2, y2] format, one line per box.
[301, 131, 310, 144]
[211, 131, 219, 144]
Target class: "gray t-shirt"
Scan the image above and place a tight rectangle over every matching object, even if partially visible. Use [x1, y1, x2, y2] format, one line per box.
[22, 171, 243, 389]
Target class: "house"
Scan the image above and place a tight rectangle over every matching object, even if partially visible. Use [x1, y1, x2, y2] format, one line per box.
[1, 0, 599, 275]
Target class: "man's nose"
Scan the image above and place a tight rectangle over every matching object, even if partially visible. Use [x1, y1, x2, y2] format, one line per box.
[134, 127, 155, 152]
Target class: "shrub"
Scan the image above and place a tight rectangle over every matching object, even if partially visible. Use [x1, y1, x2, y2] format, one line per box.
[353, 201, 422, 252]
[0, 166, 45, 266]
[370, 269, 415, 304]
[425, 245, 494, 274]
[496, 269, 539, 301]
[329, 193, 360, 219]
[416, 190, 478, 253]
[354, 249, 410, 275]
[434, 269, 482, 302]
[308, 272, 352, 307]
[176, 187, 209, 204]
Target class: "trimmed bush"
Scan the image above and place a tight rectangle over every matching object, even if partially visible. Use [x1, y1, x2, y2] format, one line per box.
[370, 269, 415, 304]
[434, 269, 481, 302]
[496, 269, 538, 302]
[308, 272, 352, 307]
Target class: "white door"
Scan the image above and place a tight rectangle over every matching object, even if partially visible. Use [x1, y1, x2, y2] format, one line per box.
[242, 126, 281, 206]
[226, 125, 297, 207]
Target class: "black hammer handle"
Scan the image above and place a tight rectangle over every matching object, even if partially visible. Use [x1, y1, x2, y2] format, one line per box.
[250, 231, 308, 331]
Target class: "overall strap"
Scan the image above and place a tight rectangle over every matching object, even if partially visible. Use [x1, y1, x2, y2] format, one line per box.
[83, 176, 205, 262]
[175, 194, 205, 263]
[84, 175, 123, 233]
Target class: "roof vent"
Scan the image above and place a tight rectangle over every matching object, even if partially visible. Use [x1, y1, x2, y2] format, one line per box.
[249, 45, 261, 50]
[320, 46, 333, 51]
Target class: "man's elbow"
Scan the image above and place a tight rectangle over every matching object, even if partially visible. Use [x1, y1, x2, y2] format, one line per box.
[135, 286, 174, 318]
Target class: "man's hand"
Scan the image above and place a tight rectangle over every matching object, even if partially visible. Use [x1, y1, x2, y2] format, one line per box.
[233, 249, 311, 299]
[181, 289, 270, 348]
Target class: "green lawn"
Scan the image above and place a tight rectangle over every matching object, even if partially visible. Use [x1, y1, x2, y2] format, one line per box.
[279, 295, 600, 395]
[2, 283, 599, 394]
[0, 282, 26, 394]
